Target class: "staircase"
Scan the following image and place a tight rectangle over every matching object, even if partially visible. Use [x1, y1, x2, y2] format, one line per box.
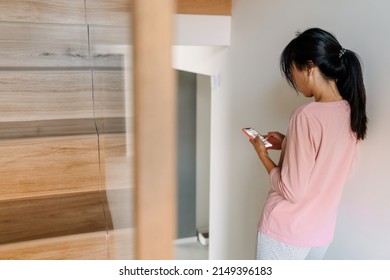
[0, 0, 133, 259]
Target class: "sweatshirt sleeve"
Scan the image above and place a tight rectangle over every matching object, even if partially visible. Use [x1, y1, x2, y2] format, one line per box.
[269, 110, 316, 204]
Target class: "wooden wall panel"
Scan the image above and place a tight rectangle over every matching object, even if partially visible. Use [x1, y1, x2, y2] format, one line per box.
[0, 0, 86, 24]
[0, 71, 93, 123]
[0, 23, 89, 68]
[177, 0, 232, 15]
[0, 135, 101, 200]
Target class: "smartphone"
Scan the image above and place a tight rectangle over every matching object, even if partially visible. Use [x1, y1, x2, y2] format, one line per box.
[242, 127, 273, 148]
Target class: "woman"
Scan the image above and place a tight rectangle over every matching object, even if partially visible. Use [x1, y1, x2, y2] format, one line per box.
[250, 28, 368, 260]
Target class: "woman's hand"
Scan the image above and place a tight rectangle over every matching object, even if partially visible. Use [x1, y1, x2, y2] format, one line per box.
[249, 135, 268, 157]
[264, 131, 285, 150]
[249, 135, 277, 173]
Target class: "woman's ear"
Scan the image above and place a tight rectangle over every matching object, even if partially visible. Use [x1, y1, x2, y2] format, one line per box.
[305, 60, 314, 75]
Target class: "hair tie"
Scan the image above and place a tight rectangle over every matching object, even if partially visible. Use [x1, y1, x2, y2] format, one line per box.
[339, 48, 347, 58]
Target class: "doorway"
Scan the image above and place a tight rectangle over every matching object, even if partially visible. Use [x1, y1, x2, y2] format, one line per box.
[175, 70, 211, 260]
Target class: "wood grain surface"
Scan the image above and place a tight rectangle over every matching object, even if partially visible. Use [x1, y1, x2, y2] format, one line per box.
[0, 71, 93, 122]
[0, 135, 101, 200]
[0, 119, 97, 140]
[0, 0, 86, 24]
[93, 71, 126, 120]
[133, 0, 176, 259]
[108, 228, 134, 259]
[0, 0, 137, 260]
[0, 191, 112, 245]
[0, 231, 109, 260]
[177, 0, 232, 15]
[86, 0, 131, 26]
[0, 23, 89, 68]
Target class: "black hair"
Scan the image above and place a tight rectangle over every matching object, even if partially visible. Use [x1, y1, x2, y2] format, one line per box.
[280, 28, 368, 140]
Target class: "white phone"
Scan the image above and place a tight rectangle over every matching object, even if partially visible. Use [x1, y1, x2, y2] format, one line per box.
[242, 127, 272, 148]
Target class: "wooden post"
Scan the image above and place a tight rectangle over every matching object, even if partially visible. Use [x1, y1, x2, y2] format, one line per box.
[132, 0, 177, 259]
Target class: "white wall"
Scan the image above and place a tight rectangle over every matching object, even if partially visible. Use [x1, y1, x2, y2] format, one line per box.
[174, 0, 390, 260]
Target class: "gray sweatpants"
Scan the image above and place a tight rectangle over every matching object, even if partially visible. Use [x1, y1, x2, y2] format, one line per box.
[256, 232, 329, 260]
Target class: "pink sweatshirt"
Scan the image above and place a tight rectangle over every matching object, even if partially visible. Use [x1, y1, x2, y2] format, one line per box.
[259, 100, 358, 247]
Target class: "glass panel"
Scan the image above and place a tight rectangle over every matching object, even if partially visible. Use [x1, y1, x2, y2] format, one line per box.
[89, 24, 133, 259]
[0, 22, 107, 259]
[0, 1, 133, 259]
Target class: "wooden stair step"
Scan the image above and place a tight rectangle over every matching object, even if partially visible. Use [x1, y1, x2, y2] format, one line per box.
[0, 135, 101, 200]
[0, 190, 112, 245]
[0, 0, 86, 25]
[0, 228, 134, 260]
[0, 231, 109, 260]
[0, 71, 93, 123]
[0, 118, 125, 140]
[0, 23, 89, 68]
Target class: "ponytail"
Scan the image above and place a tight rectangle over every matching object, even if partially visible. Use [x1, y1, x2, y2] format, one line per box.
[337, 49, 368, 140]
[280, 28, 368, 140]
